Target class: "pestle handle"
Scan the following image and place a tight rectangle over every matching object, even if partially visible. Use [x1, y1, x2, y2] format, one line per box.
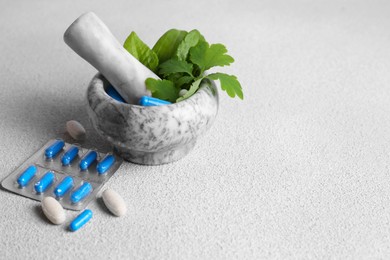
[64, 12, 159, 104]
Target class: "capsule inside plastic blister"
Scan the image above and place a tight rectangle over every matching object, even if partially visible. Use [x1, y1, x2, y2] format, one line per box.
[79, 151, 98, 171]
[45, 139, 65, 159]
[34, 171, 56, 193]
[61, 146, 79, 166]
[54, 176, 74, 197]
[17, 165, 37, 188]
[97, 154, 115, 174]
[71, 182, 93, 203]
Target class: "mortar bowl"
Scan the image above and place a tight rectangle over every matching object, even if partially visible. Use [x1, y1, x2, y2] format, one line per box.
[86, 73, 219, 165]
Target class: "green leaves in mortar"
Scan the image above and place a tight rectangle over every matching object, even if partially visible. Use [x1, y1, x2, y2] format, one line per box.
[123, 29, 243, 103]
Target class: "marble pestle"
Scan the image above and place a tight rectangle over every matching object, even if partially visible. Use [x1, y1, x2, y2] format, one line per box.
[64, 12, 159, 104]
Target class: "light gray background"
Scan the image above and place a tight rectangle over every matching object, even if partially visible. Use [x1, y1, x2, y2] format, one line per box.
[1, 0, 390, 259]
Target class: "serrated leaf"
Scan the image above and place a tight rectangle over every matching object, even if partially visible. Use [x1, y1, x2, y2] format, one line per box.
[176, 29, 204, 61]
[189, 42, 234, 73]
[207, 73, 243, 99]
[152, 29, 187, 64]
[123, 32, 159, 72]
[145, 78, 179, 102]
[176, 78, 203, 102]
[159, 59, 194, 77]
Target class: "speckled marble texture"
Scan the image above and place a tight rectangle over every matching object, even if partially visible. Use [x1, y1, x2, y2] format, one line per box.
[86, 74, 219, 165]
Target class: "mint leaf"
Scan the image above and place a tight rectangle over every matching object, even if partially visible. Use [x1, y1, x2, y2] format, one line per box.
[176, 78, 203, 102]
[207, 73, 243, 99]
[189, 42, 234, 73]
[123, 32, 159, 72]
[145, 78, 179, 102]
[159, 59, 194, 77]
[176, 29, 204, 61]
[152, 29, 187, 64]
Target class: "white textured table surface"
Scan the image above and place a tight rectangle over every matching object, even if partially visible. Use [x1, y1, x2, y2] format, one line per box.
[1, 0, 390, 259]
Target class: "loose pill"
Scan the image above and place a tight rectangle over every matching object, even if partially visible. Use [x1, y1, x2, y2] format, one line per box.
[17, 165, 37, 187]
[70, 182, 92, 203]
[139, 96, 171, 106]
[34, 171, 55, 193]
[79, 151, 97, 170]
[96, 154, 115, 174]
[61, 146, 79, 166]
[45, 139, 65, 159]
[54, 176, 74, 197]
[41, 197, 66, 225]
[69, 209, 93, 232]
[102, 189, 127, 217]
[66, 120, 86, 141]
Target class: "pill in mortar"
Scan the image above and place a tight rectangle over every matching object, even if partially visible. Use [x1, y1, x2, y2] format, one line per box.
[179, 89, 188, 97]
[66, 120, 86, 141]
[17, 165, 37, 187]
[61, 146, 79, 166]
[41, 197, 66, 225]
[139, 96, 171, 106]
[69, 209, 93, 231]
[34, 171, 55, 193]
[79, 151, 98, 170]
[45, 139, 65, 159]
[70, 182, 92, 203]
[102, 189, 127, 217]
[96, 154, 115, 174]
[106, 85, 126, 103]
[54, 176, 74, 197]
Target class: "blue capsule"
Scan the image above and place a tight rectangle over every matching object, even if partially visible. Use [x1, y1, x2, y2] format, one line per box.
[54, 176, 74, 197]
[61, 146, 79, 166]
[96, 155, 115, 174]
[45, 139, 65, 159]
[139, 96, 171, 106]
[70, 182, 92, 203]
[17, 165, 37, 187]
[79, 151, 98, 171]
[106, 85, 126, 103]
[34, 171, 55, 193]
[69, 209, 93, 232]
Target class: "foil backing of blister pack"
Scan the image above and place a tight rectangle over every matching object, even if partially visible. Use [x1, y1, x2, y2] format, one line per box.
[1, 139, 123, 210]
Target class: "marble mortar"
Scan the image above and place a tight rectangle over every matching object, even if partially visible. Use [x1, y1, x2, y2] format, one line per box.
[86, 73, 219, 165]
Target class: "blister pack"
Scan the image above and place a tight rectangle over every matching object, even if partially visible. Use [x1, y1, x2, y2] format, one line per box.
[1, 139, 123, 210]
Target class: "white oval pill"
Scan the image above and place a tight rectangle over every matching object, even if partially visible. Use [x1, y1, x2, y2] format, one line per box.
[102, 189, 127, 217]
[41, 197, 66, 225]
[66, 120, 86, 141]
[179, 89, 188, 97]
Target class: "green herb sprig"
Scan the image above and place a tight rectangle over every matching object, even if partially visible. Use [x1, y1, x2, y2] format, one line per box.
[123, 29, 243, 103]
